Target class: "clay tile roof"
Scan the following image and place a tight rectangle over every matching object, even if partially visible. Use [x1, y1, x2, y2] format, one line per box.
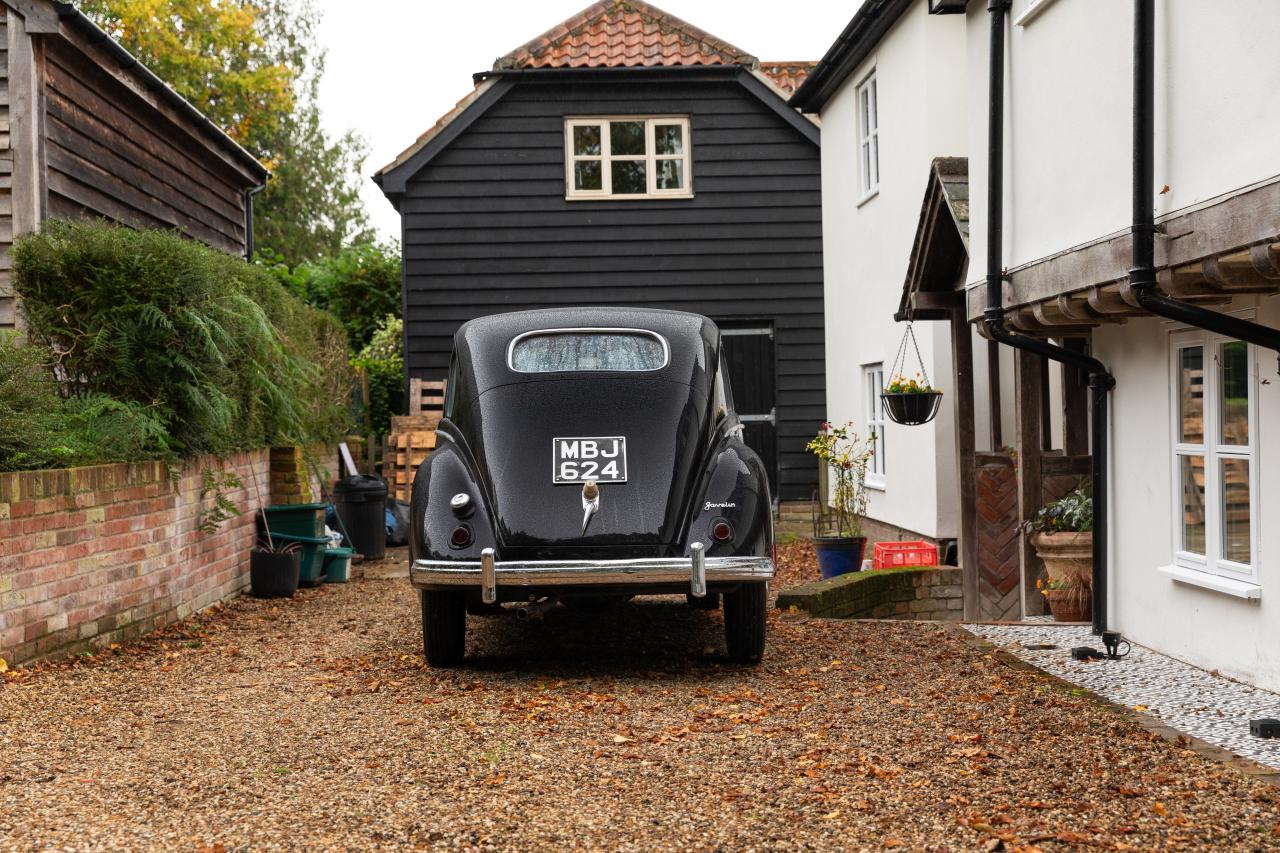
[757, 61, 819, 97]
[495, 0, 759, 70]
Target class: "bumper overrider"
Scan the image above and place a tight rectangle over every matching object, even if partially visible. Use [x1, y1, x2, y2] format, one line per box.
[411, 543, 774, 604]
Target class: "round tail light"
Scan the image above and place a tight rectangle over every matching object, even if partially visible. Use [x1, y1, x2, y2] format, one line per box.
[449, 525, 473, 549]
[711, 520, 733, 542]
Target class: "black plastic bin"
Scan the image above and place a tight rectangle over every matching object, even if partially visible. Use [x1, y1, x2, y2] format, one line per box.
[333, 474, 388, 560]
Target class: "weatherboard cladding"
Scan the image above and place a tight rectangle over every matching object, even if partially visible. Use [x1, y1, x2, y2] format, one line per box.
[399, 76, 824, 500]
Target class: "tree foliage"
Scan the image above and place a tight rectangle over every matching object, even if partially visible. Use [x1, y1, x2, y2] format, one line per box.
[263, 242, 401, 350]
[81, 0, 372, 265]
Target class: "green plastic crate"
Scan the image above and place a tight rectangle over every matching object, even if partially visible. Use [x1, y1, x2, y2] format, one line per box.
[323, 548, 353, 583]
[266, 532, 328, 586]
[260, 503, 326, 538]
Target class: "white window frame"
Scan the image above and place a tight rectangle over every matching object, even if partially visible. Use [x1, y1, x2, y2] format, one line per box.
[856, 71, 879, 201]
[864, 363, 886, 488]
[1168, 329, 1261, 584]
[564, 116, 693, 201]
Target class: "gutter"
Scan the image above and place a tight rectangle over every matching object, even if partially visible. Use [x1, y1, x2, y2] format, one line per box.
[244, 183, 266, 260]
[981, 0, 1114, 635]
[51, 2, 269, 183]
[1126, 0, 1280, 371]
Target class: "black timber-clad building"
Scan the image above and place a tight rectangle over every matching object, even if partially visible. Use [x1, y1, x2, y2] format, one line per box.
[374, 0, 824, 501]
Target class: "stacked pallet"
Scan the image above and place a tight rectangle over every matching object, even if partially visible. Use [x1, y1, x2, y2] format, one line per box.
[385, 380, 446, 502]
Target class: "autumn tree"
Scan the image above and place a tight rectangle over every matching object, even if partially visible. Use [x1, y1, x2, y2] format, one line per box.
[82, 0, 371, 264]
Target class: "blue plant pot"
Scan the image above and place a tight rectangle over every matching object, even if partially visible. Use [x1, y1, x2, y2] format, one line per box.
[813, 537, 867, 579]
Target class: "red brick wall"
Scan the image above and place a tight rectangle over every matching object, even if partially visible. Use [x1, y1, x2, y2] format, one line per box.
[0, 448, 334, 664]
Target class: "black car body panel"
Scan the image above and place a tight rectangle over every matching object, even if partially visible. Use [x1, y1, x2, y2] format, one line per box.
[409, 307, 774, 601]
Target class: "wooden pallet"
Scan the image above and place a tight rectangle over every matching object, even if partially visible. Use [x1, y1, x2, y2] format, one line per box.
[389, 430, 436, 502]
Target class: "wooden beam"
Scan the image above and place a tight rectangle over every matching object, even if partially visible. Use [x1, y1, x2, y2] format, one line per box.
[1061, 338, 1090, 456]
[1202, 250, 1280, 293]
[987, 339, 1002, 449]
[951, 306, 980, 621]
[9, 9, 45, 242]
[909, 289, 963, 312]
[1015, 349, 1048, 617]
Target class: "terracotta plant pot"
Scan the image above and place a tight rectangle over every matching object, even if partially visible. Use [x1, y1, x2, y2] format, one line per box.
[1031, 531, 1093, 588]
[1043, 587, 1091, 623]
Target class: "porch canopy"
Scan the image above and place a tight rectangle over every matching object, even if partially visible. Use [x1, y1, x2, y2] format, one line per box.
[898, 157, 970, 321]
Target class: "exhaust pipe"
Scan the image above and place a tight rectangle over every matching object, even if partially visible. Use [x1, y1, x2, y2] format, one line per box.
[515, 598, 558, 620]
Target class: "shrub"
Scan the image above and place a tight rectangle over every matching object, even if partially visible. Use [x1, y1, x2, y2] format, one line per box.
[13, 220, 350, 457]
[351, 314, 404, 433]
[0, 333, 171, 471]
[260, 242, 400, 351]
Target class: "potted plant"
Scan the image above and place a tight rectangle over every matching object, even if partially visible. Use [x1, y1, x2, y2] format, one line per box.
[806, 421, 875, 579]
[1036, 577, 1090, 623]
[881, 374, 944, 426]
[250, 511, 303, 599]
[1023, 487, 1093, 621]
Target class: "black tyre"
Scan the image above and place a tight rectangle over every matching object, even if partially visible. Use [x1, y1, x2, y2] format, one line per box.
[723, 582, 766, 663]
[421, 590, 466, 667]
[685, 592, 721, 611]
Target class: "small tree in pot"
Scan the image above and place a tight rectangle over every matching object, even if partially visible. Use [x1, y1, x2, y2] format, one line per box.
[1023, 486, 1092, 621]
[807, 421, 875, 579]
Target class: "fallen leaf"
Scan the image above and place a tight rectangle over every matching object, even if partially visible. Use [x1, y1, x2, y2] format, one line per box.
[612, 734, 634, 744]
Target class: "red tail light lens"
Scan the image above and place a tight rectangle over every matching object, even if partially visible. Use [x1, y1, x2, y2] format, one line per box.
[712, 521, 733, 542]
[449, 525, 473, 549]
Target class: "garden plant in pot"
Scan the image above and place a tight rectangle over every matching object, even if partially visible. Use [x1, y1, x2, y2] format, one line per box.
[807, 421, 875, 579]
[881, 321, 943, 426]
[250, 511, 303, 599]
[1023, 487, 1093, 622]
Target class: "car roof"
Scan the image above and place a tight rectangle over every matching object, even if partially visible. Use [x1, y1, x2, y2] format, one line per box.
[453, 307, 720, 392]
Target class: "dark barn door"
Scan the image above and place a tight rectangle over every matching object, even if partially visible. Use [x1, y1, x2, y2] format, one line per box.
[721, 324, 778, 501]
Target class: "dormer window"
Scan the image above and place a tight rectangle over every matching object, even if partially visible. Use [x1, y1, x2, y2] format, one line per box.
[564, 117, 693, 200]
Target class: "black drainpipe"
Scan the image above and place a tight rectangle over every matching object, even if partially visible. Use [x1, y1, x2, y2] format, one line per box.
[1127, 0, 1280, 370]
[982, 0, 1115, 634]
[244, 184, 267, 261]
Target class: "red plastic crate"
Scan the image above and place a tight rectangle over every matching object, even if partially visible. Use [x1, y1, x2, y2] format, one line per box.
[873, 540, 939, 570]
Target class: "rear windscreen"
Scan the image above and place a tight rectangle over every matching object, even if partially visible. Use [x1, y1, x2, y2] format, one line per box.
[509, 331, 668, 373]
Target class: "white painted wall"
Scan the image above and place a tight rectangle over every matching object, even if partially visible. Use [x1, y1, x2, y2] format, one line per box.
[819, 0, 968, 539]
[1096, 296, 1280, 692]
[966, 0, 1280, 287]
[958, 0, 1280, 688]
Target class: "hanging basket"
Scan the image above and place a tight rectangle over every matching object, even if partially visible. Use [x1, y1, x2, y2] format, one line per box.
[883, 320, 943, 426]
[882, 391, 944, 425]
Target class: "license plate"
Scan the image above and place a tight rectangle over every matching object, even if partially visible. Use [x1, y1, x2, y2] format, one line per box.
[553, 437, 627, 484]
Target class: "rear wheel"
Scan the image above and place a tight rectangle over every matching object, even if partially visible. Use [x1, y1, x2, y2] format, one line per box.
[421, 590, 465, 667]
[723, 582, 766, 663]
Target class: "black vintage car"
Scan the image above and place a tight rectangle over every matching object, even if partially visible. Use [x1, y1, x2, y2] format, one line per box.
[409, 307, 775, 666]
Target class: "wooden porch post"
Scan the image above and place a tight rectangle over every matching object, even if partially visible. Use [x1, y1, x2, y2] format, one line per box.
[1014, 349, 1049, 617]
[950, 305, 979, 620]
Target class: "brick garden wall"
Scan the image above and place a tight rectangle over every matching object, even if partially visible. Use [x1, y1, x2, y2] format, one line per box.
[0, 447, 334, 664]
[776, 566, 964, 620]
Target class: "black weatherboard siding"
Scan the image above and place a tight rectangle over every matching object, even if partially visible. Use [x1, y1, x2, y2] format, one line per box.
[395, 70, 824, 501]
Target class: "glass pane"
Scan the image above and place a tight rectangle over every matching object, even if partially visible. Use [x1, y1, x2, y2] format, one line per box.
[1178, 346, 1204, 444]
[656, 159, 683, 190]
[611, 160, 646, 194]
[868, 79, 877, 131]
[574, 160, 602, 191]
[510, 332, 666, 373]
[1221, 457, 1251, 564]
[1219, 341, 1248, 446]
[610, 121, 645, 155]
[654, 124, 683, 155]
[572, 125, 601, 156]
[1179, 454, 1206, 555]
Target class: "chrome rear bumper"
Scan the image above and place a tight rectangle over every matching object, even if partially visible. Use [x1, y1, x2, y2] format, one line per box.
[411, 544, 774, 602]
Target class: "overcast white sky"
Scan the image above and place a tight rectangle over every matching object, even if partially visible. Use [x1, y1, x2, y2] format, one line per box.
[314, 1, 854, 243]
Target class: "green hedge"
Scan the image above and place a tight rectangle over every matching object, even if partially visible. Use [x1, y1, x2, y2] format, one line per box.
[11, 220, 350, 462]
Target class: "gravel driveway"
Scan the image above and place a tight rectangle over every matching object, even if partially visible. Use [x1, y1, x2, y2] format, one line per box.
[2, 553, 1278, 851]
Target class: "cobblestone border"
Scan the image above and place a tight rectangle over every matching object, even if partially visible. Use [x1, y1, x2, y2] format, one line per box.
[943, 624, 1280, 788]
